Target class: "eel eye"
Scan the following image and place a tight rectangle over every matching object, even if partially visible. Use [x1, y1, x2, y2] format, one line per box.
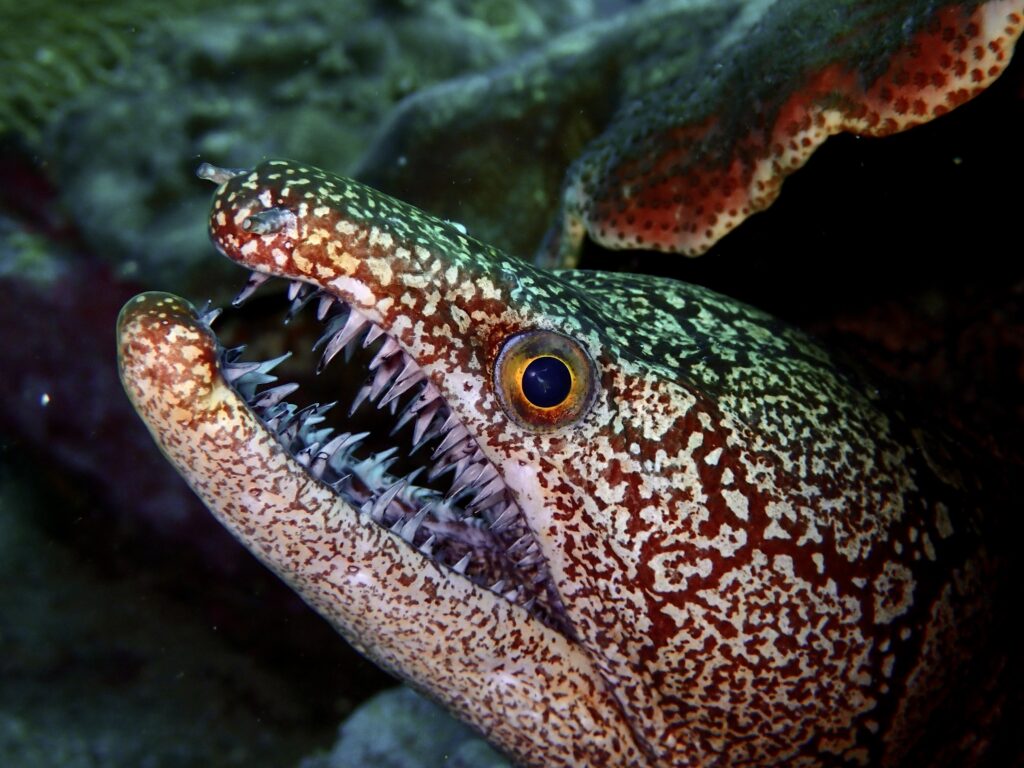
[494, 330, 596, 432]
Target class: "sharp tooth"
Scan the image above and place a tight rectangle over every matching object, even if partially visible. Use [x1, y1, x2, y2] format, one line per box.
[477, 500, 506, 523]
[349, 382, 373, 416]
[489, 503, 519, 531]
[427, 443, 475, 482]
[294, 402, 325, 427]
[489, 580, 506, 593]
[427, 459, 457, 483]
[317, 432, 352, 457]
[222, 345, 247, 363]
[266, 402, 298, 432]
[452, 553, 471, 575]
[418, 535, 436, 557]
[397, 389, 446, 444]
[232, 271, 270, 306]
[431, 424, 469, 460]
[340, 431, 370, 453]
[316, 310, 369, 373]
[447, 462, 487, 500]
[369, 477, 407, 522]
[287, 280, 305, 301]
[391, 384, 427, 433]
[227, 353, 292, 398]
[368, 357, 404, 403]
[401, 466, 426, 490]
[468, 476, 506, 512]
[312, 311, 347, 351]
[409, 383, 442, 413]
[253, 382, 300, 408]
[351, 448, 401, 490]
[310, 457, 328, 479]
[362, 325, 386, 348]
[399, 504, 431, 543]
[371, 446, 400, 464]
[503, 587, 520, 601]
[522, 597, 537, 612]
[362, 499, 382, 523]
[475, 464, 499, 486]
[393, 355, 422, 384]
[258, 352, 292, 374]
[368, 338, 401, 370]
[223, 361, 261, 382]
[449, 449, 477, 478]
[310, 401, 337, 418]
[507, 534, 532, 555]
[316, 295, 335, 320]
[435, 411, 460, 436]
[310, 432, 351, 477]
[198, 305, 222, 326]
[322, 431, 370, 474]
[378, 454, 397, 479]
[410, 402, 443, 447]
[285, 288, 317, 323]
[379, 368, 426, 409]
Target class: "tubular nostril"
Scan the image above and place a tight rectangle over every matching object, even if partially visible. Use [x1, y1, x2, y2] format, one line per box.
[196, 162, 249, 185]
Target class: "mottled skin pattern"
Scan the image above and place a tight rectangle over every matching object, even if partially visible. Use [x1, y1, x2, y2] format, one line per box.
[118, 160, 1002, 766]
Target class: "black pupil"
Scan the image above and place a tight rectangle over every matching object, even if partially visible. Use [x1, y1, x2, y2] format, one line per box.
[521, 356, 572, 408]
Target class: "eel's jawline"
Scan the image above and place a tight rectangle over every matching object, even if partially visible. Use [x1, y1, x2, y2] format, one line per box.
[117, 291, 646, 768]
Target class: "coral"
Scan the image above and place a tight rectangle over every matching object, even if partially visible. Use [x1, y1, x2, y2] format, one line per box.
[3, 1, 595, 288]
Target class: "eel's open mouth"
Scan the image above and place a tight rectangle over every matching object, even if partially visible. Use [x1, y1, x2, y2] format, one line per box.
[212, 270, 573, 637]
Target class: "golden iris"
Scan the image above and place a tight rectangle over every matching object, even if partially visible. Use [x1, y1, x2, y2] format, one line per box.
[494, 330, 596, 431]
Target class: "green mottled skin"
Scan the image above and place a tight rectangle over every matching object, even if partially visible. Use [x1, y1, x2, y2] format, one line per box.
[118, 159, 1009, 767]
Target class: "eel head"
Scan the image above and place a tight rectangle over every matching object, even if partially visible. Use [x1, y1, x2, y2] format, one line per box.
[118, 160, 998, 767]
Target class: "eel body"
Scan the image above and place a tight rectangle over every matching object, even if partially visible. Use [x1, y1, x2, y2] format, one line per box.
[118, 160, 1006, 767]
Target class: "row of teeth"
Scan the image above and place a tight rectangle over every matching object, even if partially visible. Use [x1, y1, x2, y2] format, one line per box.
[205, 273, 568, 630]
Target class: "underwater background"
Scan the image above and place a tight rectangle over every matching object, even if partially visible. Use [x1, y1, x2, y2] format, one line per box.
[0, 1, 1021, 766]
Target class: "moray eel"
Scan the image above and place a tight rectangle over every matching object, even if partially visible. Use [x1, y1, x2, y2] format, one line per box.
[118, 160, 1003, 767]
